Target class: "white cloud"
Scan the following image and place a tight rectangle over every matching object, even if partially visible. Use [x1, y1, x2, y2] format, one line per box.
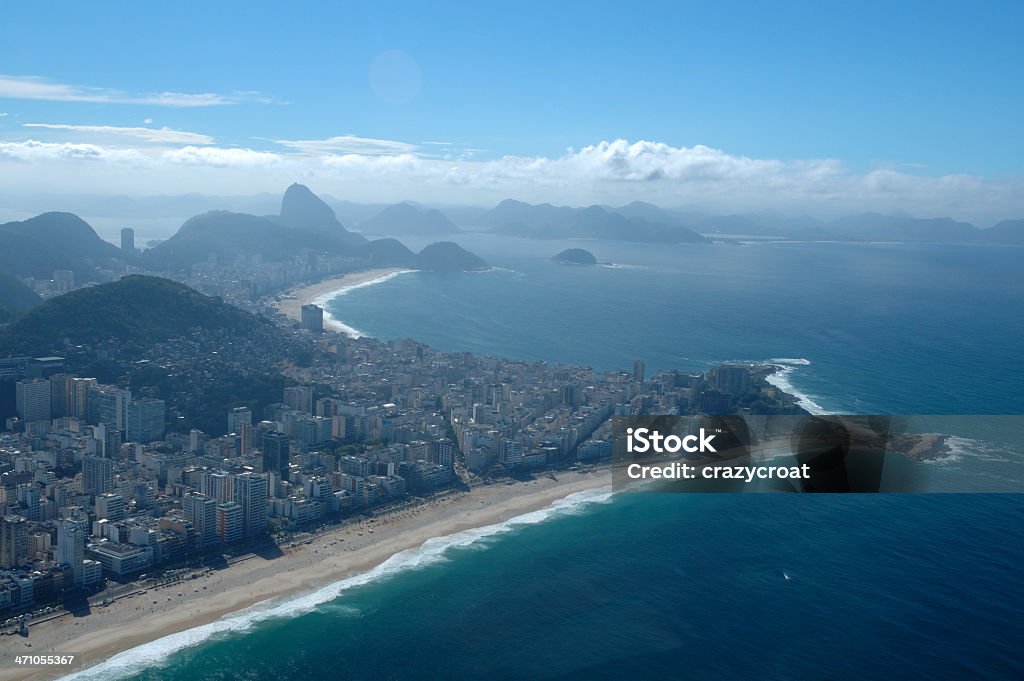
[272, 135, 419, 156]
[0, 140, 146, 163]
[0, 136, 1020, 224]
[24, 123, 214, 145]
[144, 118, 153, 124]
[0, 74, 269, 107]
[162, 145, 282, 167]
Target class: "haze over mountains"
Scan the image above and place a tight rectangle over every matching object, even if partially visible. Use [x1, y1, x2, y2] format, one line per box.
[6, 190, 1023, 251]
[0, 184, 492, 332]
[354, 202, 461, 236]
[0, 211, 135, 282]
[142, 183, 488, 272]
[1, 186, 1022, 310]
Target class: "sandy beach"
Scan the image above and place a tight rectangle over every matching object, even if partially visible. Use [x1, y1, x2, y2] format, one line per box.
[273, 268, 409, 335]
[0, 471, 611, 681]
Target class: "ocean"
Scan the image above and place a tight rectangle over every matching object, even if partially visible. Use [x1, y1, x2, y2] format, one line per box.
[70, 236, 1024, 680]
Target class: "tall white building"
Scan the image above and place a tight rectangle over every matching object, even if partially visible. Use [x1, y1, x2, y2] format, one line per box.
[55, 519, 85, 585]
[183, 492, 217, 550]
[227, 406, 252, 433]
[87, 385, 131, 433]
[232, 472, 268, 539]
[228, 407, 253, 455]
[126, 398, 165, 443]
[201, 471, 234, 502]
[95, 493, 125, 521]
[16, 378, 51, 424]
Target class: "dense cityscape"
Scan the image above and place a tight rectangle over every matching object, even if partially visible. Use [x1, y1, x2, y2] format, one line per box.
[0, 228, 800, 629]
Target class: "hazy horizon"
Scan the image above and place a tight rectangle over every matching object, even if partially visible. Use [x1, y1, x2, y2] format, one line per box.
[2, 3, 1023, 225]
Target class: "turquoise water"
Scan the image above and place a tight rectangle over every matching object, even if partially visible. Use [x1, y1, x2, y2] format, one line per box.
[71, 237, 1024, 680]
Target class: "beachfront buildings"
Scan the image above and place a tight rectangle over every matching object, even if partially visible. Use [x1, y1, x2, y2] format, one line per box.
[55, 519, 84, 585]
[262, 431, 290, 482]
[1, 515, 28, 568]
[0, 262, 786, 619]
[233, 472, 268, 540]
[301, 303, 324, 333]
[183, 492, 217, 550]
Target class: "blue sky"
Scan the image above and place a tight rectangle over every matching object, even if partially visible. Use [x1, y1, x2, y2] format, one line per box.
[0, 1, 1022, 221]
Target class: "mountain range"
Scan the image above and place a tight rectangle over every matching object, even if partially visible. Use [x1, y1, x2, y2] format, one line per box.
[480, 200, 708, 243]
[354, 202, 461, 236]
[2, 189, 1022, 298]
[322, 198, 1024, 245]
[141, 184, 485, 271]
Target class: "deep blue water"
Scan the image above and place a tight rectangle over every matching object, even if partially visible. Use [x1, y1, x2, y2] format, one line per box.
[331, 235, 1024, 417]
[72, 237, 1024, 680]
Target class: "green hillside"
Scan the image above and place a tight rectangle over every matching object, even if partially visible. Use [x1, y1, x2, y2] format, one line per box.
[0, 275, 266, 355]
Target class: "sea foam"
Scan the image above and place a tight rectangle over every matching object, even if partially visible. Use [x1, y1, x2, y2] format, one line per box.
[312, 270, 416, 338]
[763, 358, 828, 415]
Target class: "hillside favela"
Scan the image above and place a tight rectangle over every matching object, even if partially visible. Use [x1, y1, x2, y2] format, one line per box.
[2, 3, 1023, 681]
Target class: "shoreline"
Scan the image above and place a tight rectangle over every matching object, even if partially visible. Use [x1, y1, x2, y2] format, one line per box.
[272, 268, 413, 337]
[763, 360, 828, 415]
[0, 472, 612, 681]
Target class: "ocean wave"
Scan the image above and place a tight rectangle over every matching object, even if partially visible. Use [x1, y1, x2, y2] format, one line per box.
[768, 357, 811, 366]
[312, 270, 417, 338]
[62, 485, 614, 681]
[318, 311, 367, 338]
[762, 360, 829, 415]
[930, 436, 1013, 465]
[312, 270, 416, 305]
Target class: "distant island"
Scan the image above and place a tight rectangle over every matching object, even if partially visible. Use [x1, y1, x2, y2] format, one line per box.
[552, 248, 598, 265]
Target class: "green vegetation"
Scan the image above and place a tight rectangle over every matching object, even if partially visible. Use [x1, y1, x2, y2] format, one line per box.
[0, 269, 42, 322]
[136, 370, 287, 436]
[0, 275, 266, 355]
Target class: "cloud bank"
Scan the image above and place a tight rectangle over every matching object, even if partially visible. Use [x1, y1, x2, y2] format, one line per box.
[0, 134, 1020, 225]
